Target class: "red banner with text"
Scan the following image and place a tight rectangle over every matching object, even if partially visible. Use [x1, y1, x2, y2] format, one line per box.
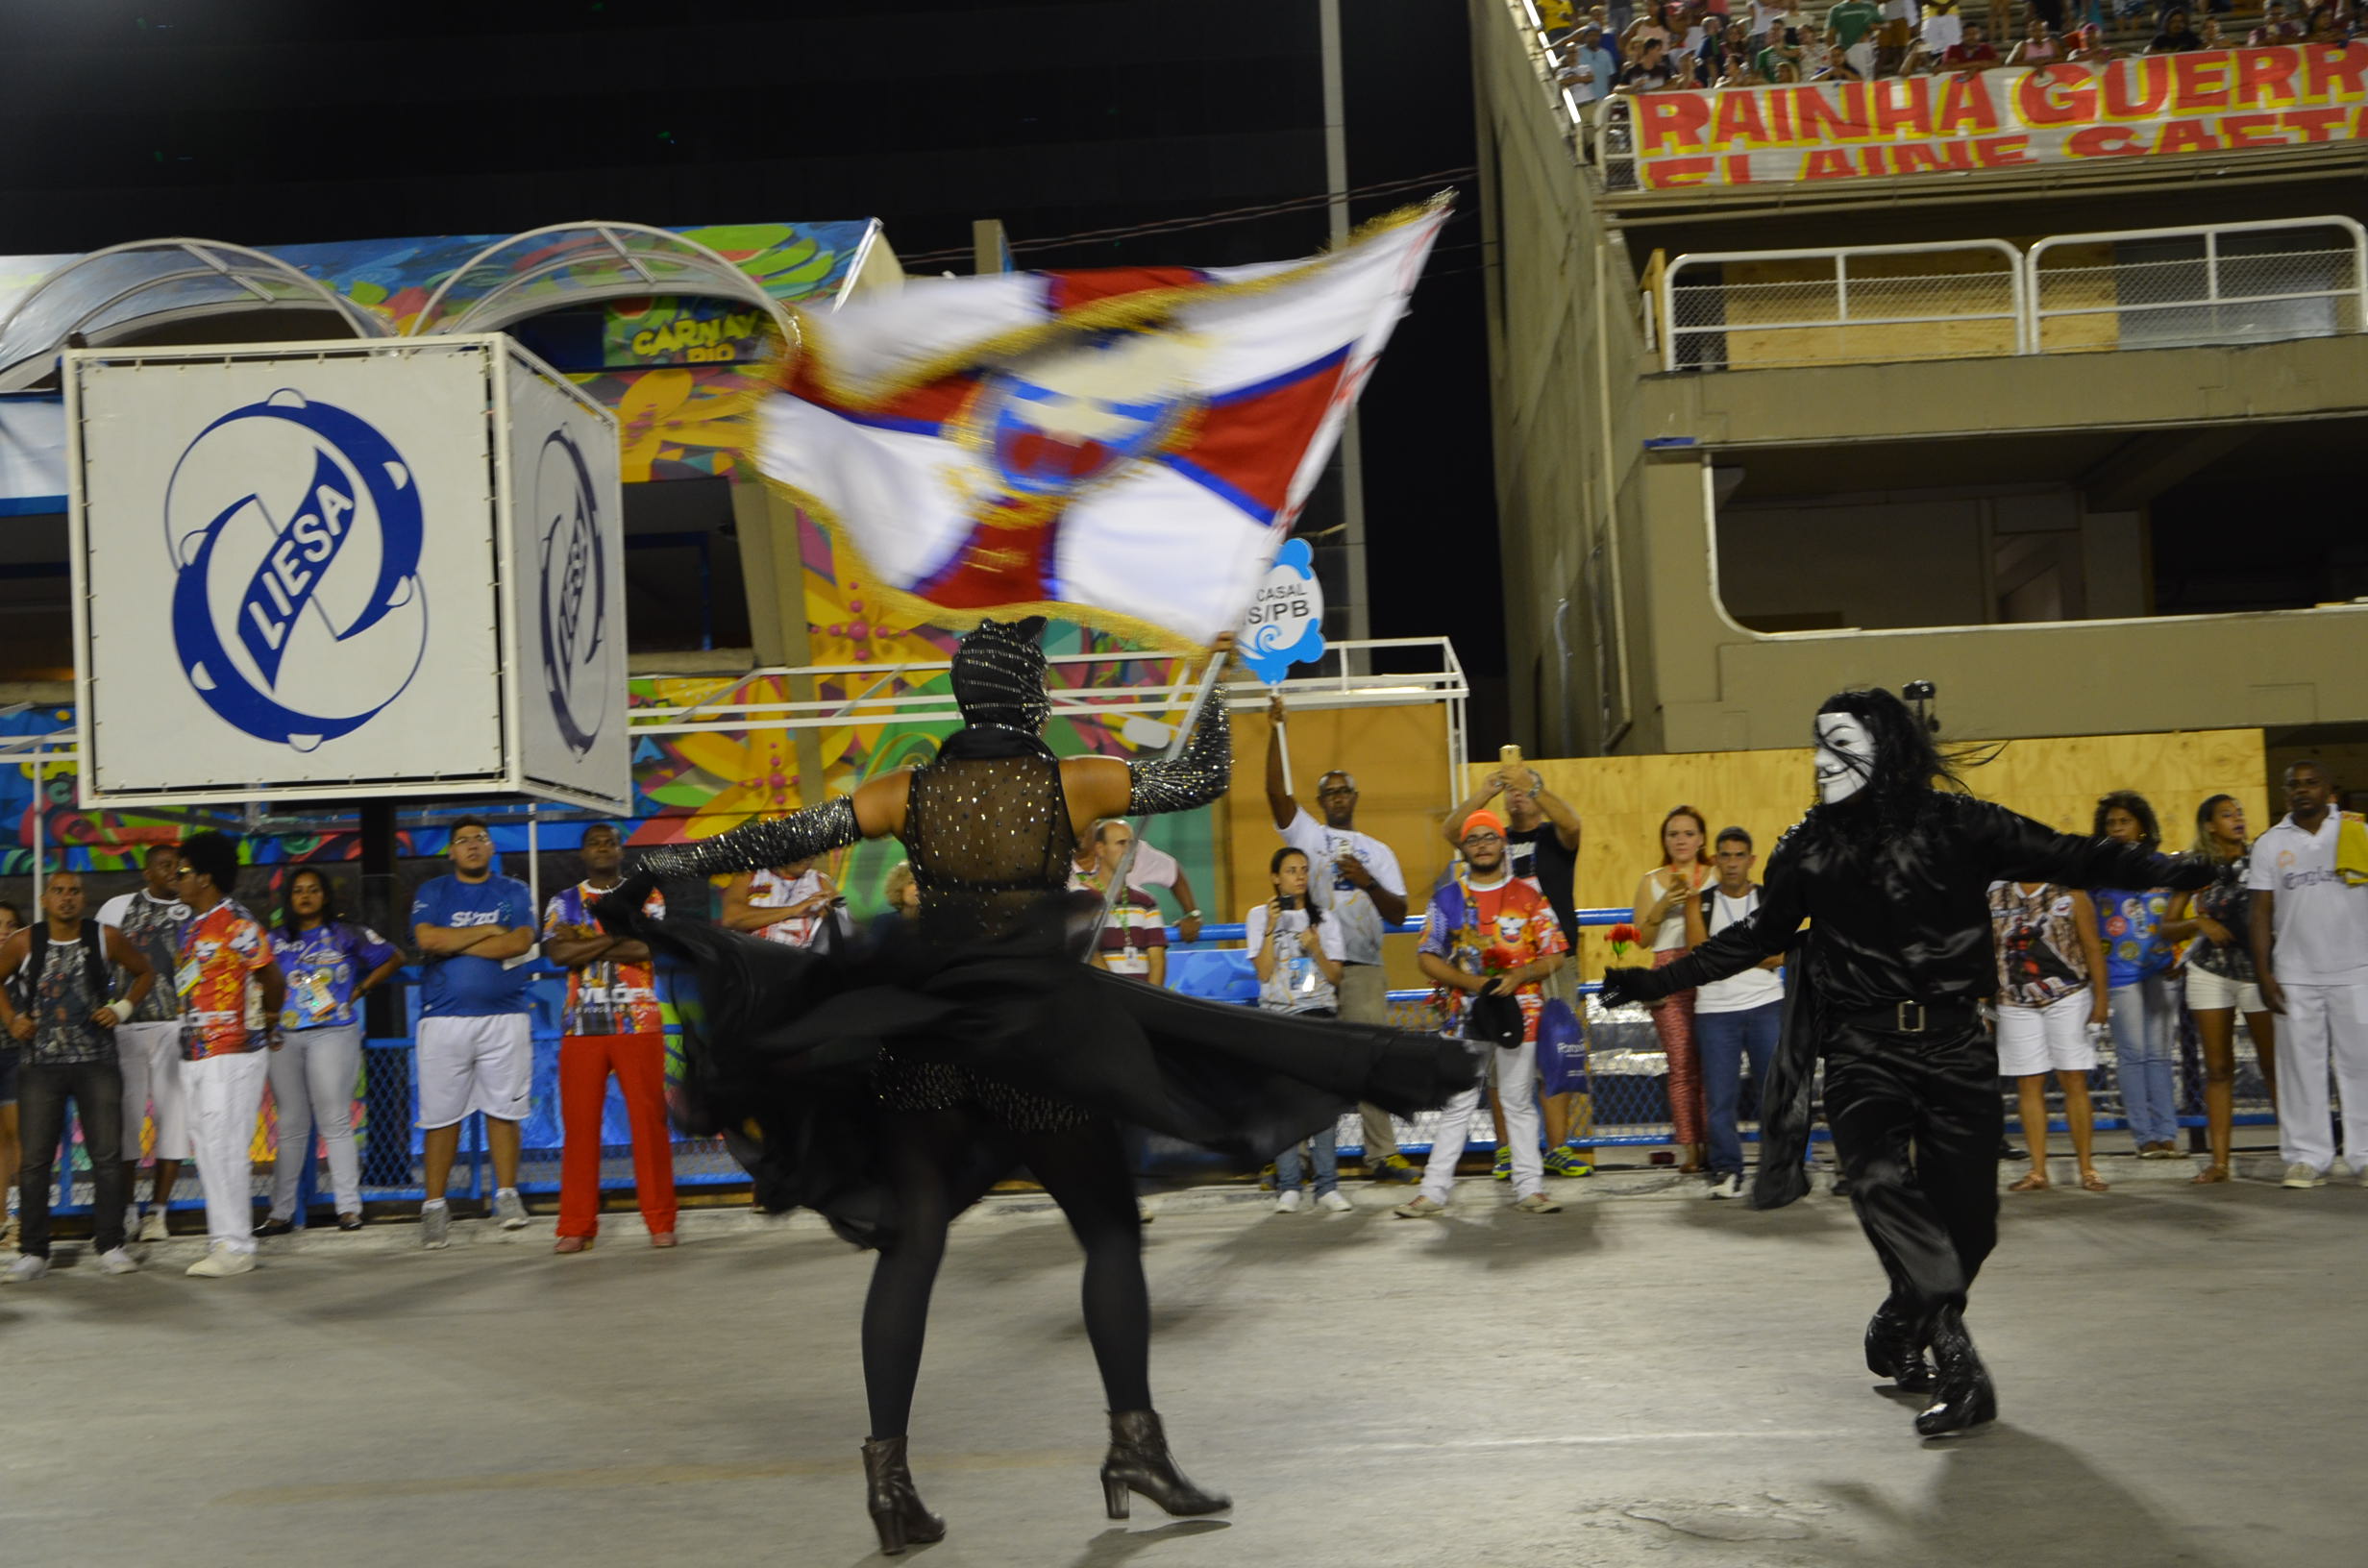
[1628, 44, 2368, 190]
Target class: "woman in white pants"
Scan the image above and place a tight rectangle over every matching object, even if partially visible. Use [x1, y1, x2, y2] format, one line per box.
[258, 869, 400, 1236]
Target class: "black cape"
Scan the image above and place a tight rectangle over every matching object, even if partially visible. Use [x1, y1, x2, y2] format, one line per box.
[598, 875, 1475, 1248]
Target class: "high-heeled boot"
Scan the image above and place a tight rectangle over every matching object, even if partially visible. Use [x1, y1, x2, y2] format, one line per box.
[1913, 1306, 1998, 1437]
[1862, 1298, 1935, 1392]
[1099, 1410, 1231, 1519]
[860, 1435, 947, 1555]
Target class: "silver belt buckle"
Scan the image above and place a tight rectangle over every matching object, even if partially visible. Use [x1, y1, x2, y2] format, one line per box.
[1895, 1001, 1927, 1034]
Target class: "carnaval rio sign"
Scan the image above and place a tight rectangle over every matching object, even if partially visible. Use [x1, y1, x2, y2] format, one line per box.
[1629, 44, 2368, 190]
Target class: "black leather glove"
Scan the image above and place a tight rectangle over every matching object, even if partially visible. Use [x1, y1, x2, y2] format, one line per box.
[1598, 966, 1667, 1009]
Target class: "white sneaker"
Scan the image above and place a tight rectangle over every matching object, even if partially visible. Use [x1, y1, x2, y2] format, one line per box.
[1392, 1193, 1448, 1219]
[1316, 1190, 1353, 1213]
[137, 1210, 169, 1243]
[94, 1247, 140, 1276]
[124, 1205, 141, 1239]
[1708, 1173, 1744, 1200]
[6, 1252, 50, 1283]
[185, 1242, 257, 1278]
[421, 1200, 452, 1249]
[1273, 1189, 1304, 1213]
[1511, 1192, 1563, 1213]
[493, 1188, 530, 1230]
[2282, 1163, 2326, 1189]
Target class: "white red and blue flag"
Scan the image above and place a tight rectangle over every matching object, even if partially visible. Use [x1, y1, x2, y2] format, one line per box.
[755, 197, 1450, 647]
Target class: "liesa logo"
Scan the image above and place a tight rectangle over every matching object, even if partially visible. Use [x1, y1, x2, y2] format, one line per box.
[535, 429, 607, 755]
[166, 391, 428, 751]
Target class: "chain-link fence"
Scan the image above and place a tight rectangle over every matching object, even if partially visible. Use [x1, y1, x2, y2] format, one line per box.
[2031, 220, 2366, 355]
[1661, 242, 2025, 374]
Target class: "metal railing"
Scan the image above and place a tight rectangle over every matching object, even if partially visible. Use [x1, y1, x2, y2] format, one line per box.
[1660, 240, 2026, 374]
[1650, 217, 2368, 372]
[2030, 217, 2368, 355]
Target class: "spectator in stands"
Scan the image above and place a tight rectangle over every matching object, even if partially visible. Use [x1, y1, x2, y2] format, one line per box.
[1989, 879, 2110, 1193]
[1879, 0, 1920, 70]
[1747, 0, 1788, 38]
[1828, 0, 1885, 74]
[1083, 821, 1169, 986]
[2007, 16, 2063, 61]
[1687, 12, 1731, 81]
[170, 832, 285, 1279]
[1687, 829, 1786, 1200]
[1560, 21, 1617, 99]
[1920, 0, 1964, 61]
[1590, 4, 1624, 62]
[1633, 806, 1713, 1172]
[880, 861, 923, 928]
[411, 818, 539, 1248]
[2165, 795, 2276, 1184]
[2069, 21, 2114, 59]
[256, 869, 397, 1237]
[544, 825, 675, 1254]
[2251, 0, 2303, 41]
[2302, 0, 2343, 41]
[1541, 0, 1579, 37]
[1718, 45, 1766, 82]
[1068, 826, 1203, 944]
[1939, 18, 2000, 65]
[1624, 0, 1676, 52]
[98, 845, 188, 1242]
[722, 857, 848, 948]
[1444, 763, 1591, 1177]
[0, 870, 152, 1280]
[1265, 692, 1416, 1182]
[2248, 760, 2368, 1189]
[1245, 848, 1351, 1214]
[2093, 792, 2182, 1158]
[1394, 811, 1569, 1218]
[2148, 6, 2207, 47]
[1758, 22, 1806, 75]
[1618, 34, 1681, 86]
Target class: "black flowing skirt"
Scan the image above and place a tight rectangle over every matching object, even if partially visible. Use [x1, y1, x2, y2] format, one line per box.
[598, 876, 1476, 1249]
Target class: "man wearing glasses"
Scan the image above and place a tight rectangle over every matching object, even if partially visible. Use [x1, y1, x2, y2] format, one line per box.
[409, 818, 539, 1248]
[1265, 691, 1414, 1181]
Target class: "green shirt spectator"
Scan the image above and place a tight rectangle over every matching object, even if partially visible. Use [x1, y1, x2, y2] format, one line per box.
[1827, 0, 1881, 47]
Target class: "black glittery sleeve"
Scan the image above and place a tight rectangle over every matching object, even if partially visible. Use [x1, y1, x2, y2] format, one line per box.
[640, 796, 862, 879]
[1127, 697, 1233, 816]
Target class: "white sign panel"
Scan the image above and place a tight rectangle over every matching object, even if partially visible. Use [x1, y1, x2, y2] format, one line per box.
[67, 335, 626, 810]
[504, 344, 629, 812]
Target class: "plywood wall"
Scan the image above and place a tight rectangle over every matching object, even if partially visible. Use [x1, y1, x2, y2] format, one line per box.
[1456, 727, 2267, 983]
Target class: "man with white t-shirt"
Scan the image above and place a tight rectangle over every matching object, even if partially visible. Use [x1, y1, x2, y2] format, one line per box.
[721, 858, 851, 948]
[97, 843, 190, 1241]
[1265, 691, 1415, 1181]
[2248, 760, 2368, 1188]
[1687, 829, 1788, 1199]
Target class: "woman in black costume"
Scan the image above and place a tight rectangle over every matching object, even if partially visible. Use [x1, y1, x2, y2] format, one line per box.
[605, 618, 1468, 1554]
[1601, 688, 2208, 1438]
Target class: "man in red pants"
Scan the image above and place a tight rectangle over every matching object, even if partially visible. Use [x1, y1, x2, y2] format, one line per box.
[542, 824, 675, 1252]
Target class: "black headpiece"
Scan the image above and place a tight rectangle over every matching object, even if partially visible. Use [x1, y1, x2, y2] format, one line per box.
[951, 616, 1051, 733]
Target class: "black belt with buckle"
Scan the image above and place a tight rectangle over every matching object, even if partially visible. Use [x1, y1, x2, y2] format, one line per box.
[1838, 1000, 1983, 1036]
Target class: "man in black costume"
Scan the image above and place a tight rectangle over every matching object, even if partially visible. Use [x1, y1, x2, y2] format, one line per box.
[1601, 688, 2208, 1437]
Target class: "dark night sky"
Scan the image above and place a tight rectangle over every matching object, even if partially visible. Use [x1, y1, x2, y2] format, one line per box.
[0, 0, 1502, 684]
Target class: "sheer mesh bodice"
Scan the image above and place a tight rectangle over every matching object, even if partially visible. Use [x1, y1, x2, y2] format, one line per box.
[901, 751, 1078, 945]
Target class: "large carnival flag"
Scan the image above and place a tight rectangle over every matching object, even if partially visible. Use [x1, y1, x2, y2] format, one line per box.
[754, 197, 1451, 647]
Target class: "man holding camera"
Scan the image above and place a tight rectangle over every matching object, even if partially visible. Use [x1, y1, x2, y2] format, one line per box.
[1265, 691, 1415, 1181]
[1394, 810, 1568, 1217]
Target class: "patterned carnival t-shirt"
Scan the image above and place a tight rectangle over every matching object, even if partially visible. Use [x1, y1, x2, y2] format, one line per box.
[542, 880, 667, 1036]
[2093, 887, 2174, 990]
[276, 919, 398, 1032]
[1418, 873, 1568, 1043]
[177, 900, 276, 1060]
[98, 889, 189, 1021]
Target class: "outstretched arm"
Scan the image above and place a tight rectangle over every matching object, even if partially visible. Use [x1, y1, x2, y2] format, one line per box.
[1981, 801, 2211, 893]
[643, 774, 903, 881]
[1126, 697, 1234, 816]
[1604, 839, 1807, 1003]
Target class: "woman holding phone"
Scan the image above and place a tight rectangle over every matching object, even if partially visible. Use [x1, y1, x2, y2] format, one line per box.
[1633, 805, 1713, 1171]
[1243, 847, 1349, 1213]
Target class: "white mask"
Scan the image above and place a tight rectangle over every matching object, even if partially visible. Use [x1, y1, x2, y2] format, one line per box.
[1813, 713, 1875, 805]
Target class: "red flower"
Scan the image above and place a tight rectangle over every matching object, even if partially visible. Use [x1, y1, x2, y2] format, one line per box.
[1608, 922, 1640, 959]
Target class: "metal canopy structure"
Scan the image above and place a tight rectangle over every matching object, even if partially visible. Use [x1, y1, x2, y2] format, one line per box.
[406, 221, 800, 345]
[0, 237, 385, 393]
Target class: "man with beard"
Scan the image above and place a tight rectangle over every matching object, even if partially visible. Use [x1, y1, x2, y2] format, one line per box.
[1601, 688, 2207, 1436]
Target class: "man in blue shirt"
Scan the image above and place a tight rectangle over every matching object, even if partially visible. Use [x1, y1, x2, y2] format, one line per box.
[409, 817, 539, 1249]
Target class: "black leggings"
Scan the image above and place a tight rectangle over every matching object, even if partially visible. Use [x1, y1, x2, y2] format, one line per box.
[862, 1107, 1151, 1439]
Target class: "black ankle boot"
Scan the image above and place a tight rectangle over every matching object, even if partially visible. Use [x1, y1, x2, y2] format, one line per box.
[1863, 1300, 1935, 1392]
[1100, 1410, 1231, 1519]
[1913, 1306, 1998, 1437]
[861, 1435, 947, 1555]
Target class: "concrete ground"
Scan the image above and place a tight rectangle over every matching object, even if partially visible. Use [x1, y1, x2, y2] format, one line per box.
[2, 1148, 2358, 1568]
